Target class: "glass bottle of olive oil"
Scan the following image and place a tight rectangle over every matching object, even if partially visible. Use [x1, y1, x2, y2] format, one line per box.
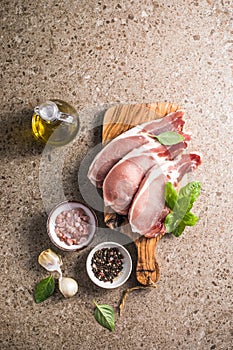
[32, 99, 79, 146]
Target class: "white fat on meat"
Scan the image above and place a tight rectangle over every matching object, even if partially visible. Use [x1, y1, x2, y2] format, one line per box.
[128, 153, 202, 237]
[103, 136, 190, 215]
[88, 110, 185, 188]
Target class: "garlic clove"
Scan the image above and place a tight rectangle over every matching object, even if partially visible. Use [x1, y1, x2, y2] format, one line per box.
[38, 249, 63, 276]
[59, 277, 78, 298]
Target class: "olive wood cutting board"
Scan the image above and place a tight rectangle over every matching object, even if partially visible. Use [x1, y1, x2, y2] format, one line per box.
[102, 102, 181, 286]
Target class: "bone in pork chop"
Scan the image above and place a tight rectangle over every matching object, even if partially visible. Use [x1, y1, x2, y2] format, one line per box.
[128, 153, 202, 237]
[103, 134, 191, 215]
[88, 110, 185, 187]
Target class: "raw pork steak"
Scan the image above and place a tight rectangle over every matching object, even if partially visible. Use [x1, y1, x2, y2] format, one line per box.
[129, 153, 202, 237]
[88, 110, 185, 187]
[103, 135, 190, 215]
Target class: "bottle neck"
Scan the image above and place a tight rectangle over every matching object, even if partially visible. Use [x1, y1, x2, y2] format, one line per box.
[34, 102, 74, 124]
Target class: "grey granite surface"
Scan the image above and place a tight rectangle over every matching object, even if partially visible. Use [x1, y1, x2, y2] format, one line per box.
[1, 0, 233, 349]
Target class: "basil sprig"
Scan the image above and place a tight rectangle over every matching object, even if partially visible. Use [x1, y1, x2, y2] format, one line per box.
[94, 301, 115, 331]
[35, 275, 55, 303]
[164, 181, 201, 237]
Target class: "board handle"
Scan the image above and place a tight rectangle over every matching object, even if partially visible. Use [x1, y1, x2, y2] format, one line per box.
[134, 235, 161, 286]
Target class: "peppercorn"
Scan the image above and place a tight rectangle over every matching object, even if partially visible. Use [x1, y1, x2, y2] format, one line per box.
[91, 247, 124, 283]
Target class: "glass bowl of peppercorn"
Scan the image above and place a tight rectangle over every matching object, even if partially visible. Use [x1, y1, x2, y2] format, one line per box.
[86, 242, 132, 289]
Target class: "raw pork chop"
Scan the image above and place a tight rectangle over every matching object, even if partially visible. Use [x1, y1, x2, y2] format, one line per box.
[128, 153, 202, 237]
[103, 134, 190, 215]
[88, 110, 185, 187]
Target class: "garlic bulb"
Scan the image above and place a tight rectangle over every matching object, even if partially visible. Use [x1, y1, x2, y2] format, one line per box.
[38, 249, 63, 277]
[59, 277, 78, 298]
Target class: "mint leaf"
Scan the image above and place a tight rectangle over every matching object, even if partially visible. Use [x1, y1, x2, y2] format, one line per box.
[94, 301, 115, 331]
[154, 131, 184, 146]
[178, 181, 201, 212]
[35, 275, 55, 303]
[183, 212, 199, 226]
[164, 182, 178, 210]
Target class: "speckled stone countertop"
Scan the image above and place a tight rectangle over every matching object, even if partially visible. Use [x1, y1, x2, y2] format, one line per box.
[1, 1, 233, 349]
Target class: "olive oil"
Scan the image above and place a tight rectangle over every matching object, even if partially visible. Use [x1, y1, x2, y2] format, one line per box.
[32, 99, 79, 146]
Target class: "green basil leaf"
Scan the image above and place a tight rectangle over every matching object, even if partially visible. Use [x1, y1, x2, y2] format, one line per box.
[165, 213, 174, 233]
[172, 221, 186, 237]
[178, 181, 201, 212]
[183, 212, 199, 226]
[165, 200, 196, 234]
[164, 182, 178, 210]
[165, 212, 183, 233]
[175, 196, 192, 218]
[154, 131, 184, 146]
[94, 301, 115, 331]
[35, 275, 55, 303]
[165, 181, 201, 237]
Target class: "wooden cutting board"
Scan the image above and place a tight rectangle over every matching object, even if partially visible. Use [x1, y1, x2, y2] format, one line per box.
[102, 102, 181, 286]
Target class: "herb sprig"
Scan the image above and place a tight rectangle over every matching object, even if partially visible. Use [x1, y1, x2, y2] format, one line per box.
[164, 181, 201, 236]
